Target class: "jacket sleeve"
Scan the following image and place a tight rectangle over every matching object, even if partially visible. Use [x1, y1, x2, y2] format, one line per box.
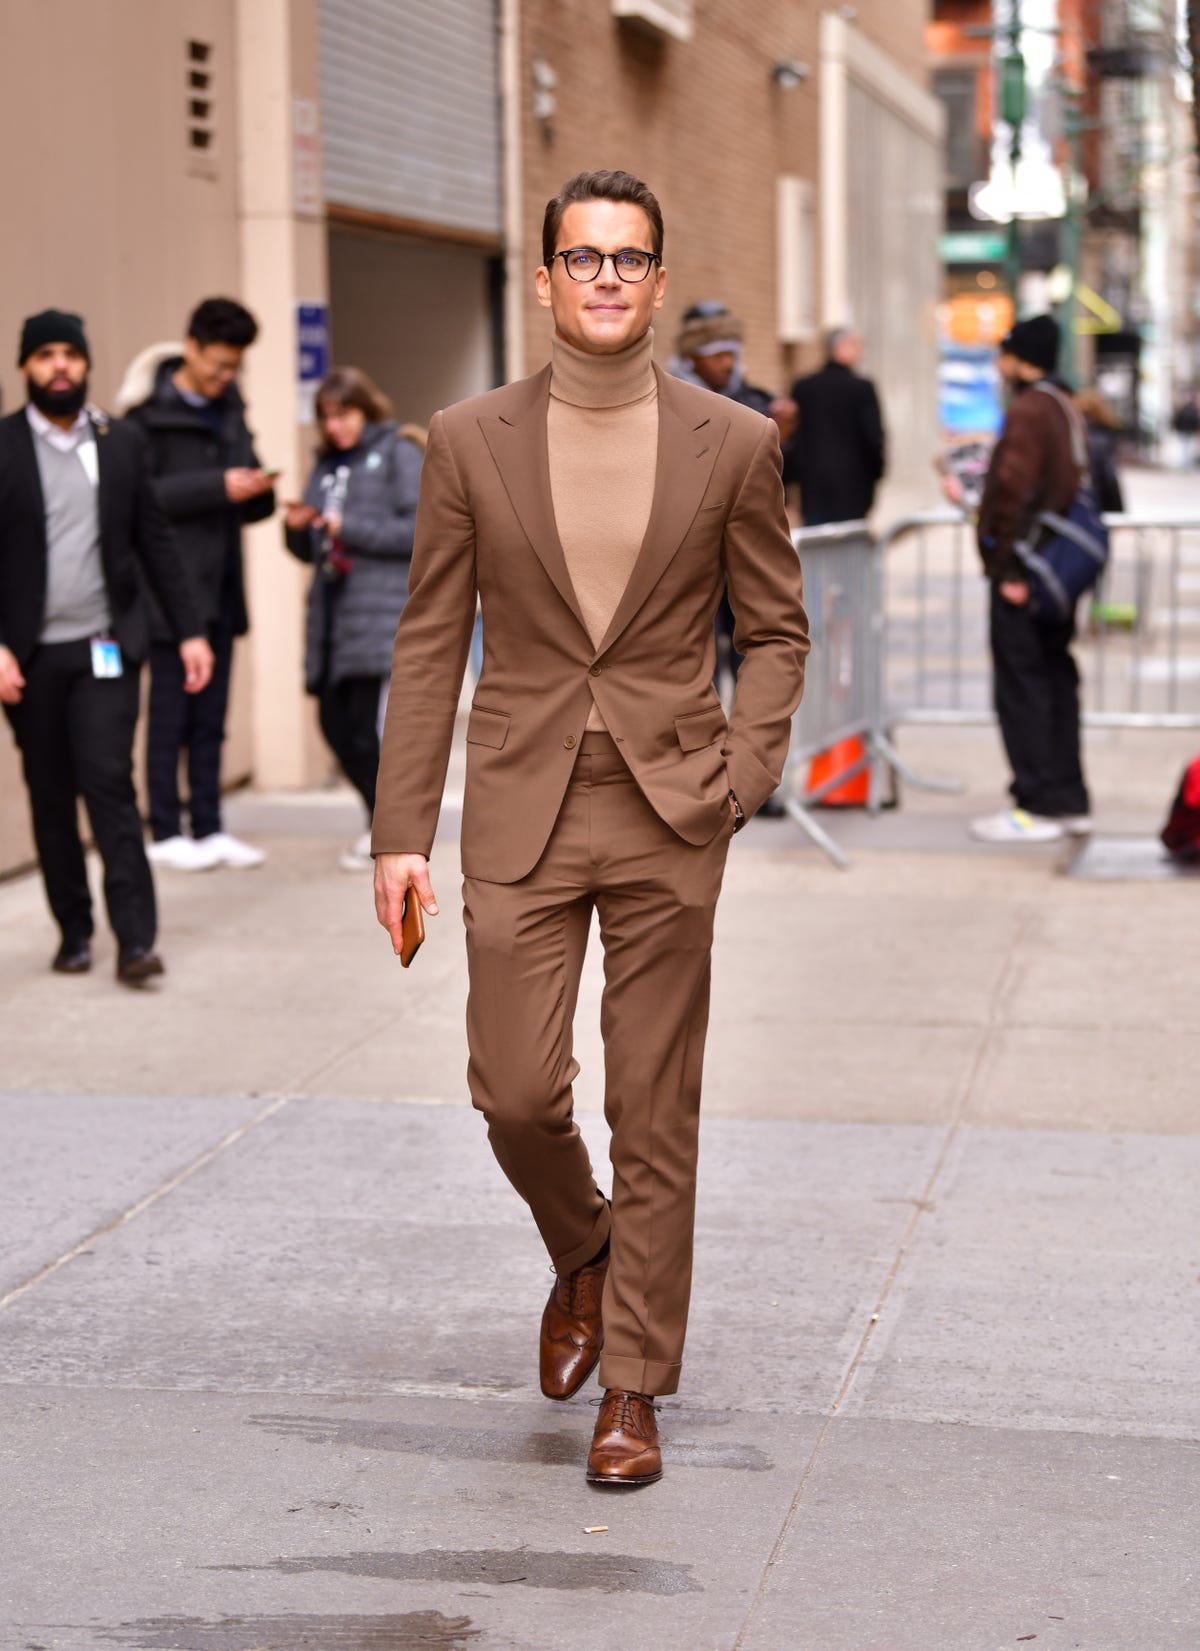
[284, 522, 319, 564]
[371, 413, 476, 857]
[722, 419, 811, 817]
[129, 433, 202, 640]
[977, 398, 1045, 581]
[151, 466, 230, 518]
[339, 439, 424, 559]
[858, 381, 886, 484]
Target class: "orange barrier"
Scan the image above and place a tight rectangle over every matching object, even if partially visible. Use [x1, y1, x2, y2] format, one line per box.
[805, 735, 870, 807]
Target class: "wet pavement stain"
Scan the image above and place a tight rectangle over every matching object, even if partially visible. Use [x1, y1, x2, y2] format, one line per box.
[213, 1546, 700, 1595]
[248, 1413, 771, 1472]
[81, 1612, 479, 1649]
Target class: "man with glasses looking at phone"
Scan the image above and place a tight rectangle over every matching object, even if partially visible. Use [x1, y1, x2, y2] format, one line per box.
[373, 170, 808, 1486]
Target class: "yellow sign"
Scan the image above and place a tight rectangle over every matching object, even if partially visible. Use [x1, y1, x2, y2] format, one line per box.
[1074, 283, 1122, 335]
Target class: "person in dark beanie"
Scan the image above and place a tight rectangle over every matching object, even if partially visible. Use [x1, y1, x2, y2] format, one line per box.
[116, 297, 275, 871]
[971, 314, 1092, 843]
[784, 327, 886, 526]
[0, 311, 213, 982]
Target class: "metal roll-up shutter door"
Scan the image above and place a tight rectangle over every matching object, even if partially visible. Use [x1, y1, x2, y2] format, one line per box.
[319, 0, 502, 238]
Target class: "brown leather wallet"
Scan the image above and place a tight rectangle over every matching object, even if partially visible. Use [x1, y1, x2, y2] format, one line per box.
[400, 893, 425, 968]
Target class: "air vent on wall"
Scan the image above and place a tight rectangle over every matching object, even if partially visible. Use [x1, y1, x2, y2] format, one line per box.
[186, 40, 216, 164]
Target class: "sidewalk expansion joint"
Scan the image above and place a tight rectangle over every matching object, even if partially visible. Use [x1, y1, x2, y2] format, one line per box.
[0, 1094, 292, 1313]
[732, 902, 1037, 1649]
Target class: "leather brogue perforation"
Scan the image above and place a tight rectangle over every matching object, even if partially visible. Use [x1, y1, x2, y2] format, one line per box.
[539, 1250, 608, 1401]
[586, 1388, 662, 1486]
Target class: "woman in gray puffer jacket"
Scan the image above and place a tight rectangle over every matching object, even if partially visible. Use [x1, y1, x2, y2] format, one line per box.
[284, 367, 425, 869]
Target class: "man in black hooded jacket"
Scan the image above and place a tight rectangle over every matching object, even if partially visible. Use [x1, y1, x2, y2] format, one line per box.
[119, 297, 275, 871]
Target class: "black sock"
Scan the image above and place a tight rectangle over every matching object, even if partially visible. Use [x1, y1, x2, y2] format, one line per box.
[587, 1235, 610, 1268]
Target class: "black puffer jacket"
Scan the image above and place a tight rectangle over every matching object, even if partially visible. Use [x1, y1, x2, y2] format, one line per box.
[285, 422, 424, 691]
[118, 346, 276, 640]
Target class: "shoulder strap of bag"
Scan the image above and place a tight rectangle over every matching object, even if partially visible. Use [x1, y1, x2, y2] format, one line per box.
[1032, 381, 1088, 479]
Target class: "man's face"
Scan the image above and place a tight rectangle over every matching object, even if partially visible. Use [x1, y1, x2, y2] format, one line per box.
[690, 349, 736, 392]
[535, 198, 666, 356]
[23, 343, 88, 419]
[180, 336, 245, 399]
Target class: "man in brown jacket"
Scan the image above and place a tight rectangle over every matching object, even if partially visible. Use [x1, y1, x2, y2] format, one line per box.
[972, 314, 1091, 843]
[372, 170, 809, 1486]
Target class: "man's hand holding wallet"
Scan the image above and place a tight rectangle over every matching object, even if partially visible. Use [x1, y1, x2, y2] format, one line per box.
[374, 853, 439, 967]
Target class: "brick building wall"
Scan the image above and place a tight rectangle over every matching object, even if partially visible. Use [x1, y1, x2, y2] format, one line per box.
[514, 1, 933, 395]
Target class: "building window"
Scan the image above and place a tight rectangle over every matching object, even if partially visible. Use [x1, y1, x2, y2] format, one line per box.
[933, 67, 984, 191]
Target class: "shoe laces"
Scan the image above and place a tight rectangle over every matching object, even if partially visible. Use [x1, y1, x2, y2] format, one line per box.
[594, 1389, 656, 1435]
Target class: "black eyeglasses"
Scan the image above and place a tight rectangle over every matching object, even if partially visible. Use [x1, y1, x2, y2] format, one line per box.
[553, 247, 661, 283]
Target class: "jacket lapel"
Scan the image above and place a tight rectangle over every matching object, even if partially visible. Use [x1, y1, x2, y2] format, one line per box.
[89, 409, 114, 567]
[595, 365, 727, 655]
[478, 366, 589, 635]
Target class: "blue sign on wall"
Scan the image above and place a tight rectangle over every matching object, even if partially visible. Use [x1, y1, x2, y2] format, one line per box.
[297, 303, 329, 383]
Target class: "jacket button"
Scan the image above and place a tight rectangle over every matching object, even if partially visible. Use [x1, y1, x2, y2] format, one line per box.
[589, 665, 602, 677]
[564, 734, 577, 749]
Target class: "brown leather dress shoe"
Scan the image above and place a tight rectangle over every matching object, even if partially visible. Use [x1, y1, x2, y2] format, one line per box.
[586, 1389, 662, 1486]
[539, 1250, 608, 1400]
[116, 947, 166, 987]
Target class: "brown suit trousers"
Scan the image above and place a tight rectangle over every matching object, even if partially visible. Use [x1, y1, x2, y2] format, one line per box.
[374, 360, 809, 1395]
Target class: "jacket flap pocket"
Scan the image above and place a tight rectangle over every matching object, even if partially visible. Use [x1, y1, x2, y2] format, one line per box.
[674, 706, 727, 753]
[466, 706, 510, 750]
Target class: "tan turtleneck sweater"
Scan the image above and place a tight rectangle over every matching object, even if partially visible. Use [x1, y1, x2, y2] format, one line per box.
[548, 329, 659, 730]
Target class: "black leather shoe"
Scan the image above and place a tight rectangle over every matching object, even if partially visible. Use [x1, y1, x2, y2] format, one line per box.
[116, 947, 165, 987]
[51, 940, 91, 974]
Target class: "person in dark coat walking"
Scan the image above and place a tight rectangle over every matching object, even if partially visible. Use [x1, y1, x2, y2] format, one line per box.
[785, 327, 886, 525]
[0, 310, 213, 982]
[971, 315, 1092, 844]
[117, 297, 276, 872]
[284, 367, 425, 870]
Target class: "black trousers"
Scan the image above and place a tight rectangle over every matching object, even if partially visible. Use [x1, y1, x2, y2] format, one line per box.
[318, 675, 384, 816]
[4, 639, 156, 950]
[990, 584, 1090, 817]
[147, 623, 234, 841]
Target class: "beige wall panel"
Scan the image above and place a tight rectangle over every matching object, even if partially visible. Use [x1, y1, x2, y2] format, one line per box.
[327, 229, 494, 424]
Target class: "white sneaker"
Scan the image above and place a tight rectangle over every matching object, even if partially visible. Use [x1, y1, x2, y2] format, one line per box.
[970, 809, 1065, 843]
[1059, 815, 1094, 836]
[339, 831, 374, 873]
[200, 831, 267, 869]
[146, 834, 221, 871]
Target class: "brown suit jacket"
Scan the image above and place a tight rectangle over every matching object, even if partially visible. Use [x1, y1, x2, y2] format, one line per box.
[372, 359, 810, 884]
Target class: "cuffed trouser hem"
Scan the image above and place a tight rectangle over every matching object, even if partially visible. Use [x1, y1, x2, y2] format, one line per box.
[552, 1201, 612, 1280]
[598, 1354, 682, 1397]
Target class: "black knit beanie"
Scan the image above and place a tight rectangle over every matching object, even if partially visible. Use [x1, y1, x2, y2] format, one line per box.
[1000, 314, 1059, 374]
[18, 309, 91, 366]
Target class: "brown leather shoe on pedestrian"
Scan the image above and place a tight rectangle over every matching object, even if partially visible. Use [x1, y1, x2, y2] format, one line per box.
[586, 1389, 662, 1486]
[539, 1250, 608, 1400]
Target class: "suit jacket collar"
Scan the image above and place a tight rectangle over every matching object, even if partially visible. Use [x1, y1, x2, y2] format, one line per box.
[478, 361, 728, 654]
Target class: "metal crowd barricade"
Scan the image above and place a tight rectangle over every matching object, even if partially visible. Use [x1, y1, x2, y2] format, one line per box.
[779, 523, 958, 868]
[879, 509, 1200, 731]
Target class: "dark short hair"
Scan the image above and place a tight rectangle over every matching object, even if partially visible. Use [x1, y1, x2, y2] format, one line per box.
[186, 296, 259, 350]
[542, 170, 664, 266]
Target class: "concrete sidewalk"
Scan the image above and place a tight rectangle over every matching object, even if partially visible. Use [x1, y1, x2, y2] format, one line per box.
[1, 721, 1198, 1651]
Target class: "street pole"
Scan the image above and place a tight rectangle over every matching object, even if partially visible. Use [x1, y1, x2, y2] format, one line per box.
[1002, 0, 1025, 310]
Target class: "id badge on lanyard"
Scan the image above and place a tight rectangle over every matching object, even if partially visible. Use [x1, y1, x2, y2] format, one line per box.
[90, 637, 123, 679]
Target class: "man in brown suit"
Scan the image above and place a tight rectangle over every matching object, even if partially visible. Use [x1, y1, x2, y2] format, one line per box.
[373, 170, 809, 1486]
